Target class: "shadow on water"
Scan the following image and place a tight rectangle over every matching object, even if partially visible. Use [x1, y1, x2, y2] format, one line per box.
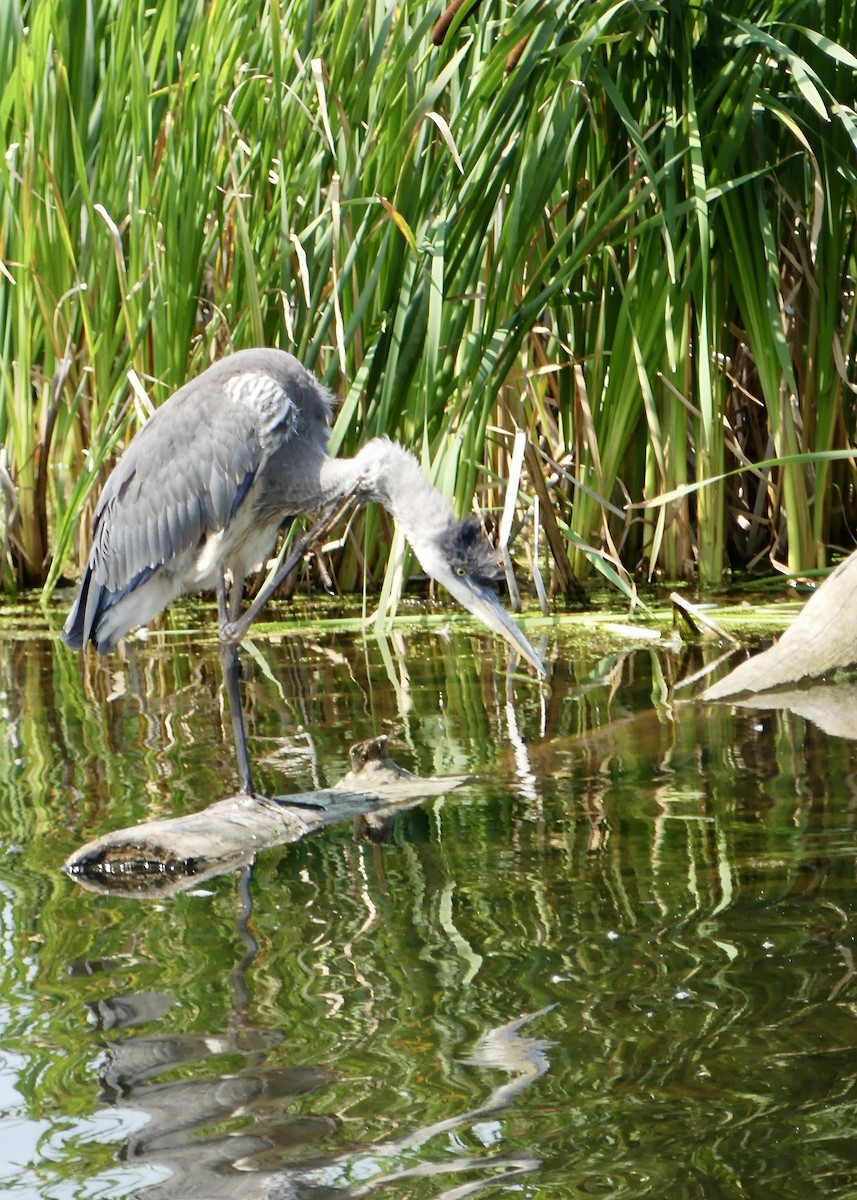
[2, 612, 857, 1198]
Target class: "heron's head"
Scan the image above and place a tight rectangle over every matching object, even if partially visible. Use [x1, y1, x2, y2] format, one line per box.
[353, 438, 545, 675]
[414, 516, 545, 676]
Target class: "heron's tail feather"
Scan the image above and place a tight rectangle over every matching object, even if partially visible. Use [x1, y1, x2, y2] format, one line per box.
[62, 564, 158, 654]
[61, 567, 100, 651]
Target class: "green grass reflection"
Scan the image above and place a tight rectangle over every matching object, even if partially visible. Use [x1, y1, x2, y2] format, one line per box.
[0, 619, 856, 1198]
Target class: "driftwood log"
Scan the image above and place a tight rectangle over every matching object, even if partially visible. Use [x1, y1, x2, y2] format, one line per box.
[703, 549, 857, 702]
[65, 737, 467, 899]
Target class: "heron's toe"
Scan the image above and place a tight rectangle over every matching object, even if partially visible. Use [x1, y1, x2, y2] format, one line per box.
[219, 618, 241, 645]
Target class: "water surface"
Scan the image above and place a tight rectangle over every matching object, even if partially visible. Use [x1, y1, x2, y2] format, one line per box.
[1, 607, 856, 1198]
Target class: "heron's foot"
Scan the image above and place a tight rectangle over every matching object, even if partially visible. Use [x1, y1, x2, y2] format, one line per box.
[261, 795, 326, 813]
[219, 617, 244, 645]
[241, 787, 324, 816]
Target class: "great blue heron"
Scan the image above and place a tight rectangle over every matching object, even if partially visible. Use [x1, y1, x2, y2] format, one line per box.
[62, 348, 544, 793]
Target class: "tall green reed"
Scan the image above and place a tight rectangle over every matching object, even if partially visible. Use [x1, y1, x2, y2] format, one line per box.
[0, 0, 853, 608]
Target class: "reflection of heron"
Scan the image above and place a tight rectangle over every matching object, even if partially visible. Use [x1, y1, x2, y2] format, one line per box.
[62, 349, 543, 792]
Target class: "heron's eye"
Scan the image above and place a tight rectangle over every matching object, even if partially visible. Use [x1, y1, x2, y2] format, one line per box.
[453, 565, 467, 578]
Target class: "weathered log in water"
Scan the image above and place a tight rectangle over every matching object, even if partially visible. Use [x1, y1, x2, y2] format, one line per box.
[65, 737, 467, 898]
[703, 549, 857, 701]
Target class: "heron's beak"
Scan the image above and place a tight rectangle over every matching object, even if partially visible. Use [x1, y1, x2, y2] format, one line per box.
[442, 574, 546, 676]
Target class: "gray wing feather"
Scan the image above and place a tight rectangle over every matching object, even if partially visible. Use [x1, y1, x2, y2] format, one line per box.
[207, 465, 231, 528]
[87, 366, 296, 593]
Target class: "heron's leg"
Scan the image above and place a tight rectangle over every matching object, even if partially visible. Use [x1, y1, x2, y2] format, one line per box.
[217, 572, 255, 795]
[221, 484, 361, 644]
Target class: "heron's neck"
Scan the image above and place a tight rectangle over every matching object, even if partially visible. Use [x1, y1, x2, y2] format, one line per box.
[320, 438, 454, 544]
